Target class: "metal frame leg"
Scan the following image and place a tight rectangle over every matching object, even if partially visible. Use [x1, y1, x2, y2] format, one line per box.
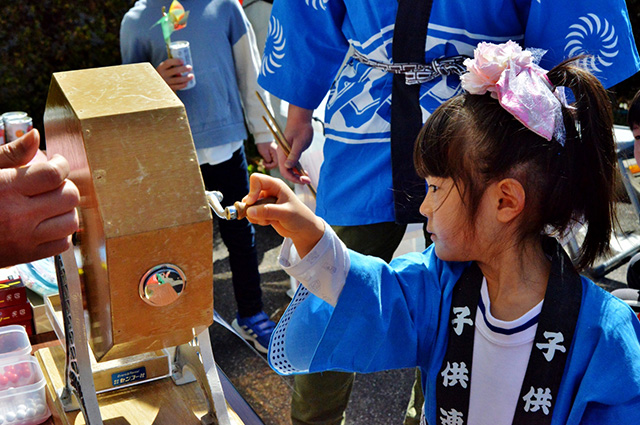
[54, 250, 103, 424]
[172, 329, 232, 425]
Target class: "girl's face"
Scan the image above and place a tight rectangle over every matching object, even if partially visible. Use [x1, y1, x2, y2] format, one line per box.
[633, 124, 640, 165]
[420, 177, 476, 261]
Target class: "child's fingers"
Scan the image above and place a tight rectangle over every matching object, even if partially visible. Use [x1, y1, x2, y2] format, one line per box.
[246, 202, 305, 235]
[245, 202, 284, 223]
[244, 173, 290, 205]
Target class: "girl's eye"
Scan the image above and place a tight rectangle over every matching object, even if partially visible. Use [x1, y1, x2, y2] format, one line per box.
[428, 184, 439, 193]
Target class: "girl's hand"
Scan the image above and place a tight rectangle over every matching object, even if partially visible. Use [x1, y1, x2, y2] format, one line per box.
[243, 173, 324, 258]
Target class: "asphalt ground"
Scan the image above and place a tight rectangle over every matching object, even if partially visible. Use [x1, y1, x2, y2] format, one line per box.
[208, 197, 640, 425]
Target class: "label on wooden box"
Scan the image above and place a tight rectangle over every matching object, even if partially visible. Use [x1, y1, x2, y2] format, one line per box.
[112, 366, 148, 387]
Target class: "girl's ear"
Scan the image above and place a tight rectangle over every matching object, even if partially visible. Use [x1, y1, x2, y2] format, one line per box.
[495, 178, 525, 223]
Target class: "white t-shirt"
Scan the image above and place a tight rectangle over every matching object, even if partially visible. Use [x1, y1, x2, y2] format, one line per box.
[197, 140, 243, 166]
[468, 279, 542, 425]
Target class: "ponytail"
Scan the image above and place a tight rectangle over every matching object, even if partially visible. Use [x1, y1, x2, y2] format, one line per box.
[546, 58, 616, 270]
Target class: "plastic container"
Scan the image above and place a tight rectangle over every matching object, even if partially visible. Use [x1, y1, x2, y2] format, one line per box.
[0, 358, 49, 424]
[0, 326, 31, 363]
[0, 326, 50, 424]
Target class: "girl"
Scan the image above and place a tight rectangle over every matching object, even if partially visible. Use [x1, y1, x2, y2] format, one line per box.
[243, 42, 640, 424]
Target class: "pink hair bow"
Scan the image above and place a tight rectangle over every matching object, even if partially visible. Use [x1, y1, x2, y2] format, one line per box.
[460, 41, 566, 144]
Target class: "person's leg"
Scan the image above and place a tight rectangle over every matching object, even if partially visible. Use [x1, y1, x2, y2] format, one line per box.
[201, 147, 263, 316]
[201, 147, 274, 352]
[423, 221, 432, 248]
[291, 221, 407, 425]
[404, 224, 430, 425]
[334, 222, 408, 263]
[627, 252, 640, 290]
[292, 372, 354, 425]
[403, 368, 423, 425]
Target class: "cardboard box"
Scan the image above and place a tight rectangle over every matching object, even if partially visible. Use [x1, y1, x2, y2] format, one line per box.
[0, 303, 33, 327]
[0, 278, 28, 309]
[26, 289, 52, 335]
[10, 319, 34, 337]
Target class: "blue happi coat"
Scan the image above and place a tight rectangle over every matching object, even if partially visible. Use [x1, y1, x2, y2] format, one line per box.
[258, 0, 640, 226]
[269, 245, 640, 424]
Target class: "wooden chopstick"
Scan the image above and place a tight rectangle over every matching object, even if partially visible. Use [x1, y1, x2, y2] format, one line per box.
[256, 91, 317, 197]
[256, 91, 291, 152]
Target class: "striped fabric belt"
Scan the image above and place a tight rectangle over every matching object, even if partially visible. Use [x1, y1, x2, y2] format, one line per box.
[352, 49, 469, 85]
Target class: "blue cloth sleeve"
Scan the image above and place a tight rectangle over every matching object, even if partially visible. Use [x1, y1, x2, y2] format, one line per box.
[258, 0, 350, 108]
[222, 0, 249, 47]
[269, 246, 466, 375]
[523, 0, 640, 88]
[559, 285, 640, 423]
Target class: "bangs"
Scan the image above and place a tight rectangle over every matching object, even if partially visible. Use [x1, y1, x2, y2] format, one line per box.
[414, 95, 468, 180]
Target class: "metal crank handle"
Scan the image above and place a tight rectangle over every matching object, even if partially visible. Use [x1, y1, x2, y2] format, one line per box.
[206, 190, 277, 220]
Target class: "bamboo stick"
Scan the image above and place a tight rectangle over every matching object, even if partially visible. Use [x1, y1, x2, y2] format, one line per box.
[256, 91, 316, 197]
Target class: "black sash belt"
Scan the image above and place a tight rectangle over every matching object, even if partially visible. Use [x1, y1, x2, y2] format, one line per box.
[432, 238, 582, 424]
[390, 0, 434, 224]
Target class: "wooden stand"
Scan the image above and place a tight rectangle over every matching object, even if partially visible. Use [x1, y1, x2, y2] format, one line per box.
[35, 343, 243, 425]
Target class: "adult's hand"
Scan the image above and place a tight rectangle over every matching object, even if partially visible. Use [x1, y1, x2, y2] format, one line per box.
[278, 104, 314, 184]
[0, 129, 80, 268]
[256, 141, 278, 170]
[156, 58, 194, 91]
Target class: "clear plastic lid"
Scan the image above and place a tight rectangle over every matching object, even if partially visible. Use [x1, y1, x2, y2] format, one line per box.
[0, 325, 31, 361]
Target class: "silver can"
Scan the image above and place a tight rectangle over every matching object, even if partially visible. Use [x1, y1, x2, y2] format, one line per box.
[2, 111, 28, 129]
[169, 40, 196, 90]
[5, 116, 33, 142]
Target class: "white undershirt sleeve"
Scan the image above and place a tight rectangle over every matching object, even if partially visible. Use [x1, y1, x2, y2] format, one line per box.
[232, 23, 273, 144]
[278, 221, 350, 307]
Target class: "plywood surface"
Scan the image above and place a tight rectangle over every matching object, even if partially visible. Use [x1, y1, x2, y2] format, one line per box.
[36, 344, 243, 425]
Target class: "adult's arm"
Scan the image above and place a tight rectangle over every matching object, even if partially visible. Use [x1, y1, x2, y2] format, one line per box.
[258, 0, 350, 108]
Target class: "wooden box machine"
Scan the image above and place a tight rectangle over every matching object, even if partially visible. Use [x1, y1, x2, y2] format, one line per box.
[43, 63, 214, 362]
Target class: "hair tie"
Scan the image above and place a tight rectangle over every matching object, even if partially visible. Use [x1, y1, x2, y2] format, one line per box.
[460, 41, 567, 145]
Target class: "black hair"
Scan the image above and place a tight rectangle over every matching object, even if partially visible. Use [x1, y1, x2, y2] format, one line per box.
[628, 89, 640, 129]
[414, 57, 616, 270]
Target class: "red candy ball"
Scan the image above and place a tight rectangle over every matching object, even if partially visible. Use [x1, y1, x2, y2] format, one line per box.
[19, 366, 31, 378]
